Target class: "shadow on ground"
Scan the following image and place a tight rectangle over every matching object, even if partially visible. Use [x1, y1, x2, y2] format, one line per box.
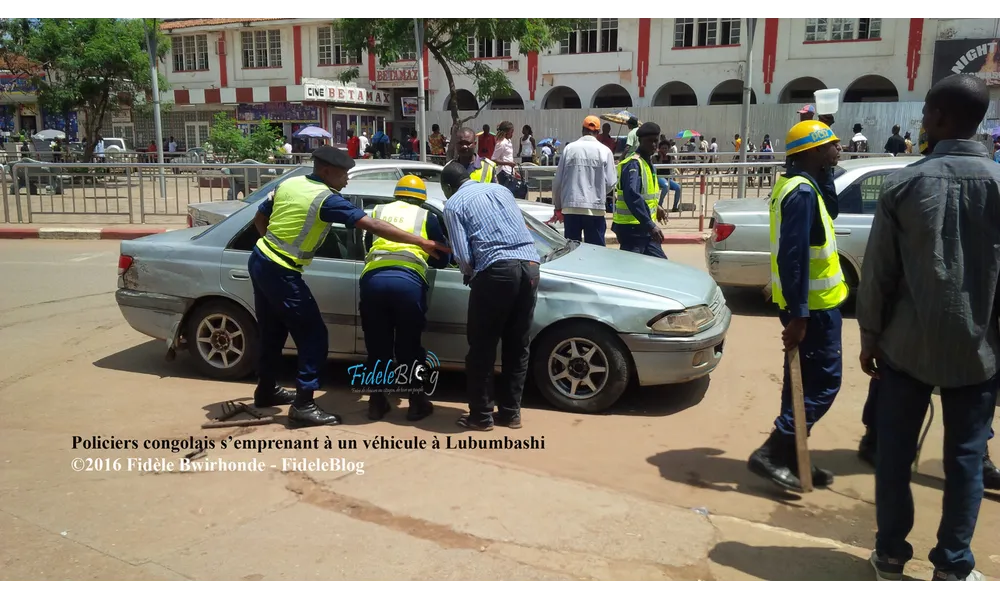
[709, 542, 919, 581]
[722, 287, 857, 319]
[95, 340, 710, 420]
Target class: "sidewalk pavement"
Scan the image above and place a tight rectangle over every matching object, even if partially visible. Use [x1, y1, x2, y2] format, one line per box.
[0, 223, 709, 244]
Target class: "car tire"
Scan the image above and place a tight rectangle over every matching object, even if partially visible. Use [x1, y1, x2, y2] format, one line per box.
[185, 300, 258, 380]
[531, 321, 630, 414]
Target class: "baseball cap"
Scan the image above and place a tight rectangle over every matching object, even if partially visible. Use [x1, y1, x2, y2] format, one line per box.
[583, 116, 601, 131]
[797, 104, 816, 114]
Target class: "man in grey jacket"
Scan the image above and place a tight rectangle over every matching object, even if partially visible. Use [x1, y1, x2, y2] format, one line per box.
[549, 116, 618, 246]
[859, 74, 1000, 582]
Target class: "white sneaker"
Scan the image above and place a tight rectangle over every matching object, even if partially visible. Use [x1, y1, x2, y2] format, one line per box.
[933, 569, 985, 581]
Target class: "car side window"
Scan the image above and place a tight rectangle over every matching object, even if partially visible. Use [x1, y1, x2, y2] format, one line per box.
[359, 196, 458, 270]
[351, 169, 400, 181]
[400, 167, 441, 182]
[835, 170, 891, 216]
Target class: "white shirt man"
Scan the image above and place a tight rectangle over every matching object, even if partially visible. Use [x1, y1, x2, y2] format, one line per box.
[550, 116, 618, 246]
[359, 131, 370, 156]
[283, 141, 293, 155]
[168, 139, 177, 153]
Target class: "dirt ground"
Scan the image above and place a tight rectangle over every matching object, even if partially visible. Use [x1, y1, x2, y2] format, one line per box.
[1, 239, 997, 581]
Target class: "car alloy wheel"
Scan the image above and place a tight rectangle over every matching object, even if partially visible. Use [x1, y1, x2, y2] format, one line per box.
[547, 337, 610, 400]
[195, 313, 246, 370]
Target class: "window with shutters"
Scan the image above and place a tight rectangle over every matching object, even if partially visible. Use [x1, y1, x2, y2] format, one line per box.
[674, 18, 741, 48]
[241, 29, 282, 68]
[805, 18, 882, 42]
[171, 35, 209, 72]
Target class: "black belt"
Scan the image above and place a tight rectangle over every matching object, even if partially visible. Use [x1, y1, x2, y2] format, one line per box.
[262, 237, 301, 270]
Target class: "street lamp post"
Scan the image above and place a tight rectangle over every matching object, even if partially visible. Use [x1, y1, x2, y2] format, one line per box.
[737, 18, 757, 199]
[414, 19, 428, 163]
[143, 19, 167, 198]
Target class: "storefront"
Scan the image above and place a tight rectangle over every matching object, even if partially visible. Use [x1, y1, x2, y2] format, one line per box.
[302, 78, 392, 149]
[235, 102, 324, 152]
[374, 64, 421, 142]
[0, 73, 41, 141]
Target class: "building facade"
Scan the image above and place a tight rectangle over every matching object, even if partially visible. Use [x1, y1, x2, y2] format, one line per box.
[129, 18, 999, 151]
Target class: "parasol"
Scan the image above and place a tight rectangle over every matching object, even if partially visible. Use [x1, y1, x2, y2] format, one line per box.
[537, 137, 554, 146]
[293, 125, 332, 139]
[600, 111, 640, 126]
[675, 129, 701, 139]
[989, 125, 1000, 138]
[32, 129, 67, 140]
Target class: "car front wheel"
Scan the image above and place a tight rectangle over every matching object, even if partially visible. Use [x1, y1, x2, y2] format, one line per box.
[185, 300, 258, 380]
[532, 322, 631, 413]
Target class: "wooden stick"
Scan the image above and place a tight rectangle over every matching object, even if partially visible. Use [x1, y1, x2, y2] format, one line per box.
[200, 417, 275, 429]
[787, 347, 813, 493]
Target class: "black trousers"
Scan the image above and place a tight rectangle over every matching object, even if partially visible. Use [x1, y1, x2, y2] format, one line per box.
[466, 259, 540, 424]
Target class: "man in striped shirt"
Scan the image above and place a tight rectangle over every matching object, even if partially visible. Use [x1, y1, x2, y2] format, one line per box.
[441, 162, 541, 431]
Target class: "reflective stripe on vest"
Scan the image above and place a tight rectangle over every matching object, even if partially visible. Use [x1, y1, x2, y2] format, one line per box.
[768, 175, 848, 311]
[361, 201, 430, 280]
[613, 153, 661, 225]
[254, 176, 335, 271]
[471, 158, 496, 183]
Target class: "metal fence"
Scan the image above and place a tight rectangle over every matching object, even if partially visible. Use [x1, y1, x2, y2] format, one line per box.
[1, 153, 894, 229]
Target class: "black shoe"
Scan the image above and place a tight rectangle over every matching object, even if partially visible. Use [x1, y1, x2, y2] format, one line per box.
[288, 391, 341, 426]
[984, 449, 1000, 491]
[792, 464, 835, 488]
[456, 415, 493, 431]
[367, 393, 391, 421]
[406, 397, 434, 422]
[858, 429, 876, 468]
[747, 430, 803, 491]
[494, 413, 522, 429]
[254, 385, 296, 408]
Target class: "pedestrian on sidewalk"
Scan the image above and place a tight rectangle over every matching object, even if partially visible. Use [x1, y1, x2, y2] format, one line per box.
[883, 124, 907, 156]
[625, 116, 640, 156]
[548, 116, 617, 246]
[859, 74, 1000, 582]
[654, 140, 682, 212]
[746, 120, 847, 492]
[477, 124, 495, 160]
[597, 123, 617, 155]
[611, 122, 669, 258]
[440, 162, 540, 432]
[448, 127, 498, 183]
[856, 128, 1000, 492]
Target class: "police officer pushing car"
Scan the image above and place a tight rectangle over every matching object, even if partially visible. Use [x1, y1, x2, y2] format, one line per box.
[360, 175, 451, 422]
[249, 146, 449, 427]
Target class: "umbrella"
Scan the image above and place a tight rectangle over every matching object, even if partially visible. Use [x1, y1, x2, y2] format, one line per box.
[538, 137, 554, 146]
[989, 125, 1000, 138]
[675, 129, 701, 139]
[600, 111, 639, 126]
[32, 129, 67, 140]
[293, 125, 332, 139]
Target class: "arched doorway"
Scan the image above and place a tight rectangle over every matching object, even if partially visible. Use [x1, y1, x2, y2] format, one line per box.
[490, 90, 525, 110]
[442, 89, 478, 111]
[844, 75, 899, 102]
[542, 86, 582, 109]
[779, 77, 826, 104]
[709, 80, 757, 105]
[652, 82, 697, 106]
[592, 84, 633, 109]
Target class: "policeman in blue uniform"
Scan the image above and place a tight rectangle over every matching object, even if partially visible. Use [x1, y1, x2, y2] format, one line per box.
[360, 175, 451, 421]
[249, 146, 449, 427]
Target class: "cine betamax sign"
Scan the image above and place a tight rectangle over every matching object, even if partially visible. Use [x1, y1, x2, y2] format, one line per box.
[932, 38, 1000, 87]
[303, 82, 391, 107]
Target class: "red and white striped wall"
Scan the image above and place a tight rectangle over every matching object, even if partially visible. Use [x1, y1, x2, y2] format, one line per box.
[172, 85, 305, 106]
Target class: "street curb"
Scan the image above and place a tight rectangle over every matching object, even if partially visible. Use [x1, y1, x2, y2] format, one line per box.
[0, 227, 172, 241]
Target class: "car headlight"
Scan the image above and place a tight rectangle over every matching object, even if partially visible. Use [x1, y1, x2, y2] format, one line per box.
[648, 305, 714, 335]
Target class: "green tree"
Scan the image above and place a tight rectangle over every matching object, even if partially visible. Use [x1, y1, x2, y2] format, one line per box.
[0, 18, 169, 162]
[336, 19, 584, 157]
[206, 113, 282, 163]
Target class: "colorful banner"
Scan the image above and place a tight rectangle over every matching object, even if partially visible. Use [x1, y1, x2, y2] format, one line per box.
[42, 111, 79, 137]
[401, 97, 418, 118]
[932, 38, 1000, 87]
[0, 74, 36, 94]
[236, 103, 319, 122]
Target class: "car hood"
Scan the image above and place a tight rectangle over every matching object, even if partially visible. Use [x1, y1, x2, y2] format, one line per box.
[543, 243, 716, 307]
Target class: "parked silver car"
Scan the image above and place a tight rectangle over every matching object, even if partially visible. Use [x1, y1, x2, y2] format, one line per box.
[705, 157, 920, 296]
[117, 180, 731, 413]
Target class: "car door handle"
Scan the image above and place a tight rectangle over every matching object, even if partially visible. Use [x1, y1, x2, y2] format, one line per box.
[229, 269, 250, 280]
[834, 229, 851, 236]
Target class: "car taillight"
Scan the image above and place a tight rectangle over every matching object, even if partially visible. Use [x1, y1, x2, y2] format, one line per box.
[713, 223, 736, 243]
[186, 214, 193, 228]
[118, 255, 133, 276]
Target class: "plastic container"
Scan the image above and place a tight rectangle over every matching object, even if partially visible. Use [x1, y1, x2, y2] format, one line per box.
[814, 88, 841, 115]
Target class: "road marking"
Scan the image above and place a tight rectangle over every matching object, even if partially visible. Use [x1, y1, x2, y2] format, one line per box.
[69, 253, 107, 262]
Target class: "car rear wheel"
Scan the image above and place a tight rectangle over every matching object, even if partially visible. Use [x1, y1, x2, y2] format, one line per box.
[185, 300, 258, 380]
[532, 322, 630, 413]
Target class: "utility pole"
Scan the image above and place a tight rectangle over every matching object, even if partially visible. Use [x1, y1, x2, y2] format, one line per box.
[414, 19, 428, 163]
[737, 18, 757, 199]
[143, 18, 167, 198]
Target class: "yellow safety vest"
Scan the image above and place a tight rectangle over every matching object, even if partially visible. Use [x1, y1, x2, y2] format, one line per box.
[254, 176, 335, 272]
[470, 158, 496, 183]
[361, 201, 430, 281]
[768, 175, 848, 311]
[614, 153, 660, 225]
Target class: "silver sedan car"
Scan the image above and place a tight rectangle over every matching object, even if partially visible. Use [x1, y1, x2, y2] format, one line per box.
[116, 180, 731, 414]
[705, 156, 920, 296]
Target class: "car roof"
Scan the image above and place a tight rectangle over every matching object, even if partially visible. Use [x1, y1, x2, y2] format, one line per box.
[835, 156, 921, 171]
[351, 159, 443, 172]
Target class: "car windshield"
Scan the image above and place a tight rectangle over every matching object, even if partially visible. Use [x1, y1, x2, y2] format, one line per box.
[521, 208, 574, 262]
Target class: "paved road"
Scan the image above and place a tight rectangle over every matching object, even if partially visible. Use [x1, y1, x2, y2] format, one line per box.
[1, 239, 997, 580]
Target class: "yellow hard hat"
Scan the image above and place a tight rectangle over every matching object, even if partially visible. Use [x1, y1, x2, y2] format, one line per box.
[785, 120, 839, 156]
[918, 127, 929, 155]
[394, 174, 427, 202]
